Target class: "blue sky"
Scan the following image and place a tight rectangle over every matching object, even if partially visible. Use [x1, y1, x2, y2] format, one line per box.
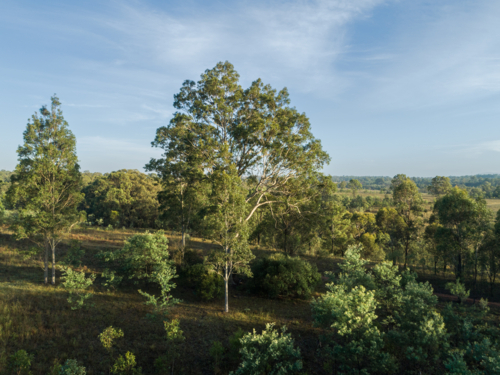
[1, 0, 499, 176]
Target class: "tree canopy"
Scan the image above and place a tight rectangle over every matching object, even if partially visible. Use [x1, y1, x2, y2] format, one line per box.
[6, 95, 83, 284]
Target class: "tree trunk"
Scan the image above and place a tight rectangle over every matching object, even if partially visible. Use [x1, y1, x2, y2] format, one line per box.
[224, 276, 229, 313]
[457, 252, 462, 280]
[44, 243, 49, 284]
[181, 225, 186, 248]
[51, 241, 56, 285]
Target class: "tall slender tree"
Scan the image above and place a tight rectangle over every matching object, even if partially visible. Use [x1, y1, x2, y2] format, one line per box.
[148, 62, 329, 311]
[6, 96, 83, 284]
[433, 187, 491, 279]
[391, 174, 424, 268]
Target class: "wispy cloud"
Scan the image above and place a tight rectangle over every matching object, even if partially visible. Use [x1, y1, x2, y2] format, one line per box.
[359, 1, 500, 110]
[97, 0, 387, 93]
[473, 140, 500, 153]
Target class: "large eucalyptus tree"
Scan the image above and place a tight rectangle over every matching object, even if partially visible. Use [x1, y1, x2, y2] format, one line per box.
[148, 62, 330, 311]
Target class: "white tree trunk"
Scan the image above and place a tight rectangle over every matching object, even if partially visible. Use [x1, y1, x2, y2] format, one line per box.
[224, 276, 229, 313]
[44, 243, 49, 284]
[51, 241, 56, 285]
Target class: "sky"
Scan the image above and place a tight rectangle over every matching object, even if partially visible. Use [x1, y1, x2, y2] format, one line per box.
[1, 0, 499, 177]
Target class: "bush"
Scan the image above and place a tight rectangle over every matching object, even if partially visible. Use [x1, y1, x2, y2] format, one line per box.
[62, 240, 85, 267]
[251, 254, 321, 298]
[230, 323, 302, 375]
[61, 267, 96, 310]
[111, 352, 142, 375]
[7, 350, 34, 375]
[446, 278, 470, 304]
[59, 359, 86, 375]
[99, 326, 124, 352]
[103, 231, 170, 282]
[186, 263, 224, 301]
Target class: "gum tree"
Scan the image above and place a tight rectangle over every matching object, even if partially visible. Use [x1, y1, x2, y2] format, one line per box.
[148, 62, 329, 312]
[6, 96, 83, 284]
[391, 174, 424, 268]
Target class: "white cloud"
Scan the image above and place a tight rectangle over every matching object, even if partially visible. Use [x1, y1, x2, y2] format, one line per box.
[476, 140, 500, 153]
[98, 0, 387, 93]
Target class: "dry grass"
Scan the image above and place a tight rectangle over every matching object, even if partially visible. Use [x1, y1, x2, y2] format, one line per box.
[1, 225, 500, 374]
[0, 227, 325, 374]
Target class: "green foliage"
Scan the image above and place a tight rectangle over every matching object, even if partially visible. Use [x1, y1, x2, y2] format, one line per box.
[228, 328, 245, 363]
[59, 359, 86, 375]
[61, 267, 96, 310]
[348, 179, 362, 197]
[0, 197, 5, 224]
[148, 61, 329, 312]
[7, 350, 34, 375]
[434, 187, 492, 278]
[250, 254, 321, 298]
[391, 174, 424, 267]
[62, 240, 85, 267]
[205, 167, 255, 312]
[186, 263, 224, 301]
[101, 268, 123, 291]
[230, 323, 302, 375]
[80, 169, 161, 229]
[446, 279, 471, 304]
[111, 352, 142, 375]
[155, 319, 185, 374]
[312, 283, 394, 374]
[210, 341, 225, 372]
[428, 176, 452, 196]
[445, 339, 500, 375]
[48, 360, 62, 375]
[138, 259, 180, 319]
[313, 244, 459, 374]
[99, 326, 124, 352]
[6, 95, 84, 284]
[107, 231, 170, 281]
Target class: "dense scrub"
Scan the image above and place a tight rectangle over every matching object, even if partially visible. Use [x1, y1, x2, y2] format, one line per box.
[250, 254, 321, 299]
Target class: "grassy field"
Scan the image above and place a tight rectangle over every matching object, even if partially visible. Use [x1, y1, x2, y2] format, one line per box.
[338, 189, 500, 216]
[1, 225, 500, 374]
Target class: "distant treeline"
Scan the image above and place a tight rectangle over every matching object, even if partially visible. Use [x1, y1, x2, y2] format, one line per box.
[333, 174, 500, 198]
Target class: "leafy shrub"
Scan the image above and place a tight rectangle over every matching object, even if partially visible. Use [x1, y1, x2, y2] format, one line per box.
[99, 326, 124, 352]
[230, 323, 302, 375]
[312, 283, 395, 374]
[102, 231, 170, 282]
[7, 350, 34, 375]
[59, 359, 86, 375]
[62, 240, 85, 267]
[138, 260, 180, 319]
[61, 267, 96, 310]
[251, 254, 321, 298]
[155, 319, 185, 374]
[111, 352, 142, 375]
[48, 360, 62, 375]
[101, 268, 123, 291]
[446, 278, 470, 304]
[186, 263, 224, 301]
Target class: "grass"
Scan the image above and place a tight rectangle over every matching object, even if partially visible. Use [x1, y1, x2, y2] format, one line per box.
[1, 225, 500, 374]
[0, 227, 323, 374]
[338, 189, 500, 216]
